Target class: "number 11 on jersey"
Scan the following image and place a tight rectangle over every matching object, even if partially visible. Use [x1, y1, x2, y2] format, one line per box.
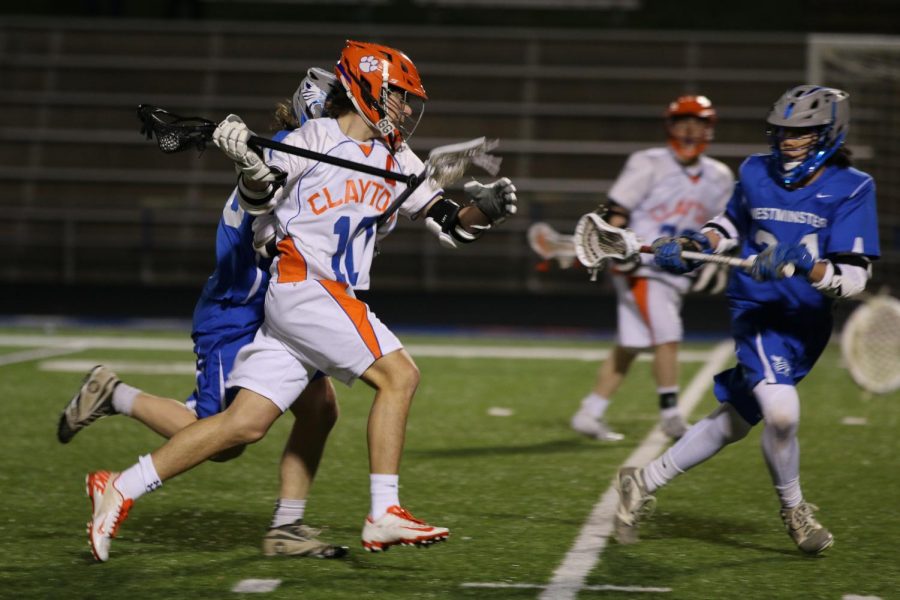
[332, 216, 377, 285]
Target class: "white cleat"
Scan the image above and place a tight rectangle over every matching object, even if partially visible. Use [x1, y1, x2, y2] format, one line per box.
[571, 410, 624, 442]
[361, 505, 449, 552]
[86, 471, 133, 562]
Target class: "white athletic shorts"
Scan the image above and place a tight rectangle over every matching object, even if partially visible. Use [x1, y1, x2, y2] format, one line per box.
[612, 275, 684, 348]
[227, 279, 403, 412]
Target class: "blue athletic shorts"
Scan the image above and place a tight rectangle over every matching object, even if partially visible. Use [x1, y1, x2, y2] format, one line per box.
[713, 301, 831, 425]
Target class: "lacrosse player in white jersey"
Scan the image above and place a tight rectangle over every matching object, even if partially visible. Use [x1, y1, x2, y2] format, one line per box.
[62, 69, 351, 559]
[570, 96, 734, 442]
[83, 40, 517, 561]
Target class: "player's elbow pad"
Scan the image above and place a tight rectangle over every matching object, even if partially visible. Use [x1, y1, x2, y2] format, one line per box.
[424, 198, 478, 249]
[812, 259, 870, 298]
[702, 215, 740, 254]
[237, 175, 278, 216]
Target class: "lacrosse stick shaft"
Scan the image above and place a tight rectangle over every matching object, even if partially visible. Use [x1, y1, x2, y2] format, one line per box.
[248, 136, 415, 184]
[637, 246, 795, 277]
[375, 169, 424, 229]
[638, 245, 751, 269]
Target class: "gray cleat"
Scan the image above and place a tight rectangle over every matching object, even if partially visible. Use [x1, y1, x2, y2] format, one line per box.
[781, 502, 834, 555]
[57, 365, 120, 444]
[263, 521, 348, 558]
[613, 467, 656, 544]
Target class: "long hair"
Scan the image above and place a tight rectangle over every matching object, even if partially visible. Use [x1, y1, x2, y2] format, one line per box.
[826, 146, 853, 168]
[271, 100, 300, 132]
[325, 83, 354, 119]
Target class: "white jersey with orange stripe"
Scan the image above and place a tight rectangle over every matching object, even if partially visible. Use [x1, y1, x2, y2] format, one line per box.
[609, 146, 734, 288]
[264, 118, 441, 290]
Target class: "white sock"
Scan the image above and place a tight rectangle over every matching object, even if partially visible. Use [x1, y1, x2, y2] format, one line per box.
[370, 474, 399, 519]
[775, 477, 803, 509]
[111, 383, 141, 416]
[579, 392, 610, 419]
[271, 498, 306, 528]
[642, 448, 684, 493]
[113, 454, 162, 500]
[643, 404, 752, 493]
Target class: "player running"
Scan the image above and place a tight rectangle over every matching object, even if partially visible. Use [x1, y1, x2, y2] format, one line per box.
[60, 68, 349, 559]
[81, 40, 517, 562]
[568, 96, 734, 441]
[614, 85, 879, 554]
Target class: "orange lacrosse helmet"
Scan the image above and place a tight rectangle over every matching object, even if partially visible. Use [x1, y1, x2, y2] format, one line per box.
[665, 95, 716, 161]
[335, 40, 428, 151]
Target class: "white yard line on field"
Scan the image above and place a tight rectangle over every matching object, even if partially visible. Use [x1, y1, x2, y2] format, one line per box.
[0, 333, 717, 364]
[0, 346, 88, 367]
[536, 341, 733, 600]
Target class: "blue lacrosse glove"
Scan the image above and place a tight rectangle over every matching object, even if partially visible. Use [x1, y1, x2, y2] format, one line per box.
[749, 243, 815, 281]
[652, 231, 712, 275]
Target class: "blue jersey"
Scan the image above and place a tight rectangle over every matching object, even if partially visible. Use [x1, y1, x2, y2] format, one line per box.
[724, 154, 880, 313]
[186, 130, 291, 416]
[713, 154, 880, 424]
[192, 129, 292, 336]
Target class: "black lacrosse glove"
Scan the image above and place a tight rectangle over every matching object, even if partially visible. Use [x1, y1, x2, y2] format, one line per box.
[464, 177, 518, 225]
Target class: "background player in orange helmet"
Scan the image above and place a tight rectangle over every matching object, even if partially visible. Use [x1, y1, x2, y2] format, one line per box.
[570, 95, 735, 441]
[81, 40, 517, 561]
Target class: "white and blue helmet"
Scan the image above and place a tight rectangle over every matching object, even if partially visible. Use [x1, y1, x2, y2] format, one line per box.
[292, 67, 336, 125]
[766, 85, 850, 187]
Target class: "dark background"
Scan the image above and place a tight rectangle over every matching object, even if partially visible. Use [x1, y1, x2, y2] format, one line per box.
[1, 1, 896, 333]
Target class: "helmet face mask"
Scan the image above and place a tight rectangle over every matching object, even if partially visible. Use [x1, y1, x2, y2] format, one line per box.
[765, 85, 849, 188]
[665, 95, 716, 162]
[335, 40, 428, 151]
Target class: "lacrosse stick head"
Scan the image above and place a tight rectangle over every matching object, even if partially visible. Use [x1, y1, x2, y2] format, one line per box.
[841, 294, 900, 394]
[527, 222, 576, 268]
[573, 212, 641, 269]
[425, 137, 501, 188]
[137, 105, 217, 154]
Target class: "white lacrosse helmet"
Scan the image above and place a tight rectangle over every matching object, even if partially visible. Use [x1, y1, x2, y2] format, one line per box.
[292, 67, 336, 124]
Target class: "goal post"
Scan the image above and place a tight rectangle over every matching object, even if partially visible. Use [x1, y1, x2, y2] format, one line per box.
[807, 33, 900, 294]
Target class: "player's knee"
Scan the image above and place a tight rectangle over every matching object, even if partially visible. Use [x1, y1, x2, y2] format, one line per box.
[369, 352, 420, 396]
[219, 409, 273, 445]
[755, 383, 799, 437]
[296, 378, 340, 429]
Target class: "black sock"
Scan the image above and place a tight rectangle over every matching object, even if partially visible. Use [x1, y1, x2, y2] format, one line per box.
[659, 391, 678, 410]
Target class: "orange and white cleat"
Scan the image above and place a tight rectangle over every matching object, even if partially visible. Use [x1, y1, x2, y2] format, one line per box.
[86, 471, 133, 562]
[361, 505, 449, 552]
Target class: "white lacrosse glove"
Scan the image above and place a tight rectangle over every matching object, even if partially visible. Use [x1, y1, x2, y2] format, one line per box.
[464, 177, 517, 225]
[251, 214, 279, 259]
[212, 114, 275, 183]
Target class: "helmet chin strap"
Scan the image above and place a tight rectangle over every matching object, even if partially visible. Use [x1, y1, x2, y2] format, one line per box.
[373, 61, 399, 145]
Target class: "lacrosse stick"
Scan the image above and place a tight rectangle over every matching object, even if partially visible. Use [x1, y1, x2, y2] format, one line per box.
[365, 136, 502, 234]
[526, 222, 577, 268]
[841, 292, 900, 394]
[137, 104, 416, 184]
[572, 212, 795, 279]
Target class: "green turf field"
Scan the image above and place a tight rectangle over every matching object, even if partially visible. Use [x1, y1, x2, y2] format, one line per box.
[0, 328, 897, 599]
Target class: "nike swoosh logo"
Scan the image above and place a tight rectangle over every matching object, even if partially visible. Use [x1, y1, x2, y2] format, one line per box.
[401, 525, 435, 532]
[816, 193, 831, 198]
